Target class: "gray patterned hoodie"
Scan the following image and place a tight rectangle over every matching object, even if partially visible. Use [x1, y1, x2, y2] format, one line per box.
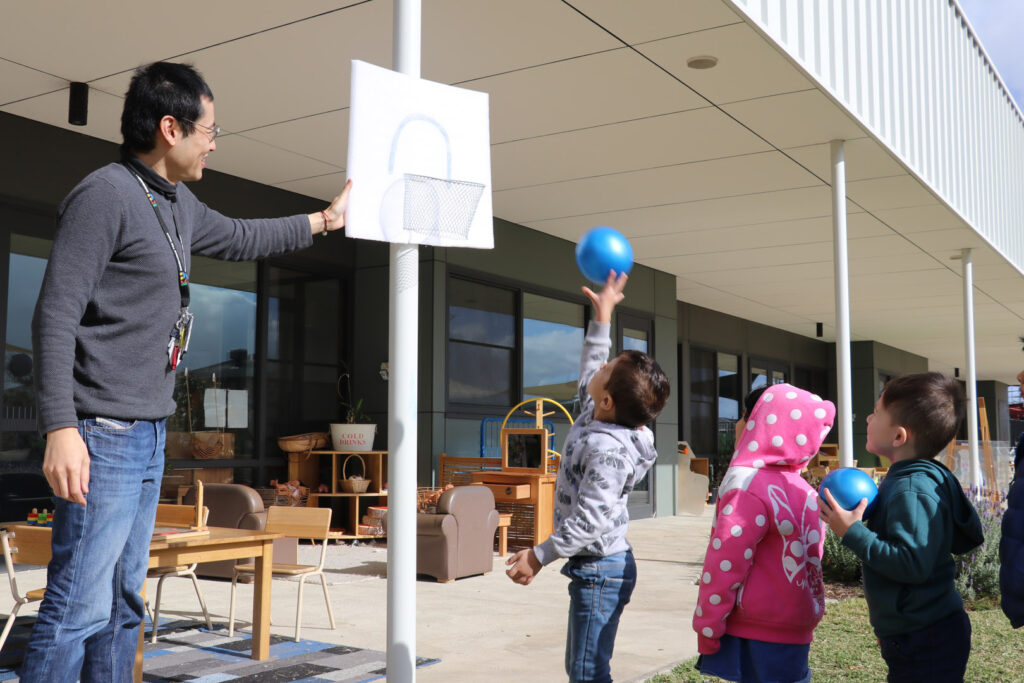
[533, 321, 658, 565]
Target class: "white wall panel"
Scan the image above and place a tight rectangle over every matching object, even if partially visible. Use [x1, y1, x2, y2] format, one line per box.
[727, 0, 1024, 274]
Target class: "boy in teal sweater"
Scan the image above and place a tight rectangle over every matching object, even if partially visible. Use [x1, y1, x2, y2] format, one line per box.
[819, 372, 983, 682]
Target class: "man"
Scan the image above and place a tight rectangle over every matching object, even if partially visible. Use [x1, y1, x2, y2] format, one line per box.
[23, 61, 351, 682]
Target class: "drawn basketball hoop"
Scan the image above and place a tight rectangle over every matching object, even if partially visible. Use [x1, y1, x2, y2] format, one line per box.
[383, 114, 484, 242]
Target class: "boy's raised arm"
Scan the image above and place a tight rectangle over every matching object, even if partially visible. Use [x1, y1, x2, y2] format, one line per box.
[576, 273, 628, 406]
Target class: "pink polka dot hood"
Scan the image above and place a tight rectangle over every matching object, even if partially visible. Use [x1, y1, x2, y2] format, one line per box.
[692, 384, 836, 654]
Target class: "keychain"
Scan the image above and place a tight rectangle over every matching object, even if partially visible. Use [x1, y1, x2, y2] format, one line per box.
[167, 308, 194, 370]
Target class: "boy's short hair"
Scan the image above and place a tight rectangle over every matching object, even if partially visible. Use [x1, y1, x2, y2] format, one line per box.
[121, 61, 214, 156]
[881, 372, 965, 458]
[605, 350, 670, 428]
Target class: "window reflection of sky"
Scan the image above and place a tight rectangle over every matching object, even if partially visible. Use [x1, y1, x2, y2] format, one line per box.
[7, 254, 46, 350]
[523, 319, 583, 400]
[176, 283, 256, 372]
[623, 335, 647, 352]
[449, 305, 514, 347]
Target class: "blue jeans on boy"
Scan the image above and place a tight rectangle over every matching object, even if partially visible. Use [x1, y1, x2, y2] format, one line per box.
[878, 609, 971, 683]
[561, 550, 637, 683]
[19, 417, 165, 683]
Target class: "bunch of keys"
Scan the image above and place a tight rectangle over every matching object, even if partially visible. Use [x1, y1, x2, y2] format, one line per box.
[168, 308, 194, 370]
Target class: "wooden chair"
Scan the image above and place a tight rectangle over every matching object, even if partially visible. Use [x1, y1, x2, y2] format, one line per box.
[228, 505, 335, 641]
[146, 504, 212, 642]
[0, 526, 52, 653]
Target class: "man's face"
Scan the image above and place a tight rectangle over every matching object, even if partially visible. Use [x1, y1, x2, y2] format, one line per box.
[167, 96, 216, 183]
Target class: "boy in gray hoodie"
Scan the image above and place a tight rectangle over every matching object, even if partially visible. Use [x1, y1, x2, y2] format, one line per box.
[506, 272, 670, 683]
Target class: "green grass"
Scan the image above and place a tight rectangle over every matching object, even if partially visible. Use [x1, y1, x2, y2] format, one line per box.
[647, 600, 1024, 682]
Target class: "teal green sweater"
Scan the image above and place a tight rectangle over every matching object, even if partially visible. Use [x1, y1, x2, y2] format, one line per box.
[841, 458, 983, 638]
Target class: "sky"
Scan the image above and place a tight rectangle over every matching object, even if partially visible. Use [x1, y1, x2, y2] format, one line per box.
[957, 0, 1024, 110]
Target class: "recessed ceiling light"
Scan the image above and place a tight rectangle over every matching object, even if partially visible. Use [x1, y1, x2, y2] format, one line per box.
[686, 55, 718, 70]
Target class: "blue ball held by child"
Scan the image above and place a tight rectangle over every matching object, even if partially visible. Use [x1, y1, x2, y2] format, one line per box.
[818, 467, 878, 516]
[575, 226, 634, 284]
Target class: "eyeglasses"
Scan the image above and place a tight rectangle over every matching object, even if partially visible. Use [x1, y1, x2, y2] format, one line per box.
[181, 118, 221, 142]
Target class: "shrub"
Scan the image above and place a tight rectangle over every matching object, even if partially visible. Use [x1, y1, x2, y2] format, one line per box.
[954, 490, 1004, 604]
[822, 529, 862, 583]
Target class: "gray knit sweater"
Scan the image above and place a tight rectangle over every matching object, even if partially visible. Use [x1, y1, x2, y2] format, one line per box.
[533, 321, 658, 565]
[32, 157, 312, 434]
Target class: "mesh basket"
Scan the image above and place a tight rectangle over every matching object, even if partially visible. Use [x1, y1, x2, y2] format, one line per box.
[402, 173, 484, 241]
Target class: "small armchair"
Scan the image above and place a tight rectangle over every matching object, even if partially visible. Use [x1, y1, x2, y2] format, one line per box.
[182, 484, 297, 579]
[416, 485, 499, 583]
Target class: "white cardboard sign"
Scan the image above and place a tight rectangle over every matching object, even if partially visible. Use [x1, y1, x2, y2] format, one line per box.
[345, 60, 493, 248]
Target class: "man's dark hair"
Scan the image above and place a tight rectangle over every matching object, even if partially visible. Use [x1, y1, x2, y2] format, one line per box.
[120, 62, 213, 156]
[604, 350, 670, 428]
[881, 372, 965, 458]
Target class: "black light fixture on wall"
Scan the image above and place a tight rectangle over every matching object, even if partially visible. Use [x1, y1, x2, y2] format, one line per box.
[68, 82, 88, 126]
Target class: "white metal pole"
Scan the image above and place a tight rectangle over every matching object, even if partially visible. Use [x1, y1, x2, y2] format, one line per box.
[388, 0, 420, 680]
[831, 140, 855, 468]
[961, 248, 982, 490]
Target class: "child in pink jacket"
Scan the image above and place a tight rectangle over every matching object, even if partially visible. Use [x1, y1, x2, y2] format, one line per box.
[692, 384, 836, 682]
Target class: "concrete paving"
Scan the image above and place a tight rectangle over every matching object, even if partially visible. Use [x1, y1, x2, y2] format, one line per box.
[0, 510, 713, 682]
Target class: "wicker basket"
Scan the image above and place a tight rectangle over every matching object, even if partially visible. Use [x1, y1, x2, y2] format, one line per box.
[339, 454, 371, 493]
[277, 432, 329, 453]
[417, 486, 452, 512]
[191, 432, 234, 459]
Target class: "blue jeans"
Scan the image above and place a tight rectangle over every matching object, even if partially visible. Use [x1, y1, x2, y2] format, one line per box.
[878, 609, 971, 683]
[20, 417, 165, 683]
[561, 550, 637, 683]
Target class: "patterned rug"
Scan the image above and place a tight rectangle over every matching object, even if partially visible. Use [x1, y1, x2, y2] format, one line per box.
[0, 617, 438, 682]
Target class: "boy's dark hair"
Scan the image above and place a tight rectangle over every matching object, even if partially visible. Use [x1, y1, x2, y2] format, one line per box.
[121, 62, 213, 156]
[881, 372, 965, 458]
[605, 350, 670, 428]
[742, 387, 768, 421]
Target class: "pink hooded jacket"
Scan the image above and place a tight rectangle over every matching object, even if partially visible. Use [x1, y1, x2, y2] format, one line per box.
[692, 384, 836, 654]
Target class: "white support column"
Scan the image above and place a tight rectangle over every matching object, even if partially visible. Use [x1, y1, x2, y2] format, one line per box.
[831, 140, 855, 468]
[960, 248, 982, 490]
[387, 1, 420, 680]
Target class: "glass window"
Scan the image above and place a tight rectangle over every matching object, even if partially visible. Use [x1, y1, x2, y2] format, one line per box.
[750, 360, 787, 392]
[448, 278, 515, 347]
[718, 352, 740, 454]
[2, 235, 51, 456]
[716, 352, 740, 480]
[690, 348, 740, 488]
[447, 278, 515, 407]
[689, 348, 715, 458]
[622, 327, 648, 352]
[263, 266, 342, 449]
[167, 256, 257, 458]
[523, 293, 584, 408]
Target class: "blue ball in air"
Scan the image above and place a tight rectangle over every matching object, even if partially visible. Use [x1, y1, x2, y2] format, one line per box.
[575, 226, 634, 284]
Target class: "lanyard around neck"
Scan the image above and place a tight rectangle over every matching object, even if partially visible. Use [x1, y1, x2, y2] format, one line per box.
[128, 170, 191, 308]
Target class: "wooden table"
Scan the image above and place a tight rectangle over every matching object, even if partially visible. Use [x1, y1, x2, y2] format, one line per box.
[4, 524, 280, 682]
[137, 527, 280, 681]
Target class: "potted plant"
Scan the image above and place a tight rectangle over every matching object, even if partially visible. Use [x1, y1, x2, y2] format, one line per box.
[329, 369, 376, 451]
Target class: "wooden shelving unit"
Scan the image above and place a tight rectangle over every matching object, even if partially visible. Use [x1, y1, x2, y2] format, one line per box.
[306, 450, 387, 540]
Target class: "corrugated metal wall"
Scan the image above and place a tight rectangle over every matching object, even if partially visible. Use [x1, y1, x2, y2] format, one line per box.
[727, 0, 1024, 274]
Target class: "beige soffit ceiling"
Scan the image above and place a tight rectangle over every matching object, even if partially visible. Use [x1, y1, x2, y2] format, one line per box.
[1, 0, 1022, 383]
